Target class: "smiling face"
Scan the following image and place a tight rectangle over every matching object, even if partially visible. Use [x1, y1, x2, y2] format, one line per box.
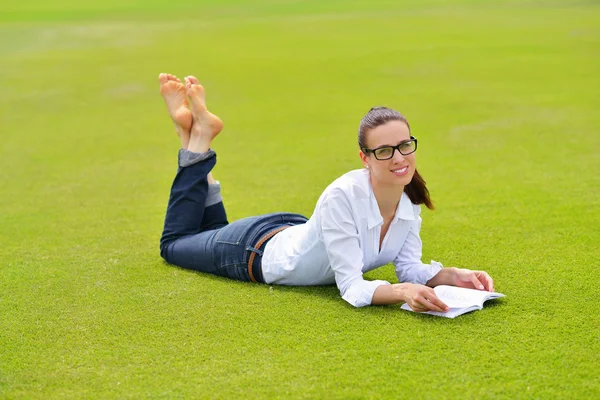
[359, 120, 416, 188]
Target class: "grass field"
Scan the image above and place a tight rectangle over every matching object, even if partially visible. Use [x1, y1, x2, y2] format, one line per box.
[1, 0, 599, 398]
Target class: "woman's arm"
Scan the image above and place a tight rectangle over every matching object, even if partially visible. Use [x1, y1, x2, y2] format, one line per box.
[319, 189, 391, 307]
[425, 267, 458, 287]
[392, 216, 444, 285]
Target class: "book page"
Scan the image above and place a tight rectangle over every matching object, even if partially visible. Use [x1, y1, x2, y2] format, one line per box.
[434, 285, 503, 308]
[422, 306, 478, 319]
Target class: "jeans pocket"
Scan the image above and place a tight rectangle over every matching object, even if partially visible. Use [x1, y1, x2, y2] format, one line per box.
[213, 238, 248, 271]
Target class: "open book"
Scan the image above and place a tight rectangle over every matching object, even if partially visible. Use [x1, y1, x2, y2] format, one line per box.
[401, 285, 505, 318]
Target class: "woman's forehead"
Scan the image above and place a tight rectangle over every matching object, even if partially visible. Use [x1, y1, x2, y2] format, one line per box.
[367, 120, 411, 147]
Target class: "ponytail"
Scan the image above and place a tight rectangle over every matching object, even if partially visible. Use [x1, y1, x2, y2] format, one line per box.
[404, 169, 434, 210]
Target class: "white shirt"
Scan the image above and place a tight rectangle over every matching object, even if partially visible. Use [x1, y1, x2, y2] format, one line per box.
[262, 169, 443, 307]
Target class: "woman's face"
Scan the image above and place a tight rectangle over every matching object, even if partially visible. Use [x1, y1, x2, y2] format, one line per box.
[359, 120, 416, 188]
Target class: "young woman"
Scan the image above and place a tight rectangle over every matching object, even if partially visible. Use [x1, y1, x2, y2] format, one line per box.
[158, 73, 494, 312]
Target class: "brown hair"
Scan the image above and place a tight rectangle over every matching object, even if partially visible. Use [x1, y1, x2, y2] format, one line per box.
[358, 106, 434, 210]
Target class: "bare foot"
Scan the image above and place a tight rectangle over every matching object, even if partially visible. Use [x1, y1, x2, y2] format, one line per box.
[184, 76, 223, 153]
[158, 73, 192, 149]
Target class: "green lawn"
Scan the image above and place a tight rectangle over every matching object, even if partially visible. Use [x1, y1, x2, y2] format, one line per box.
[1, 0, 599, 398]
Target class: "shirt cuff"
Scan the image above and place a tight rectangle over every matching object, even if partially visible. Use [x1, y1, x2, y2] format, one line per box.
[341, 279, 390, 308]
[414, 260, 444, 285]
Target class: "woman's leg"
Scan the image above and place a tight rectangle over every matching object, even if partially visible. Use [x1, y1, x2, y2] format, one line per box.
[158, 73, 219, 186]
[159, 74, 226, 261]
[182, 75, 228, 232]
[160, 153, 218, 255]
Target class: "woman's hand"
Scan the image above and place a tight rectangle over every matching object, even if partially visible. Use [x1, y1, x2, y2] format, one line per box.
[400, 283, 449, 313]
[453, 268, 495, 292]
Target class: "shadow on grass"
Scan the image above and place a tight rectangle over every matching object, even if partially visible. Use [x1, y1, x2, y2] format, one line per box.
[164, 261, 341, 299]
[164, 261, 507, 320]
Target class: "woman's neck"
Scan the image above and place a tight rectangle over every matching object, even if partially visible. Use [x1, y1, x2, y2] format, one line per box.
[370, 178, 405, 219]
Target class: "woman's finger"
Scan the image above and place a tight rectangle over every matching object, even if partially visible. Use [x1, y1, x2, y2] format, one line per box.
[427, 298, 449, 313]
[412, 296, 431, 313]
[480, 272, 494, 292]
[469, 273, 485, 290]
[413, 305, 425, 312]
[421, 292, 449, 313]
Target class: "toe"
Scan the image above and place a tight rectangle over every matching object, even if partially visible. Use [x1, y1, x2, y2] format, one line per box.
[186, 86, 200, 101]
[158, 73, 168, 84]
[188, 76, 199, 85]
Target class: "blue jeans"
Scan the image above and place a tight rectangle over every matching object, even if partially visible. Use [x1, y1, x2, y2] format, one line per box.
[160, 152, 308, 282]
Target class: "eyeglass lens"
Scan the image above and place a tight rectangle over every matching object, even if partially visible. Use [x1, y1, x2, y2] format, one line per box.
[374, 141, 416, 159]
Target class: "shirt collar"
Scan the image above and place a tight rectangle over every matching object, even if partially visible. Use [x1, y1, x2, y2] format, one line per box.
[366, 195, 383, 229]
[396, 192, 417, 221]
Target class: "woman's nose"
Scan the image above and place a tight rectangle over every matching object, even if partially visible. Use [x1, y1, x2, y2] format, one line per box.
[392, 149, 405, 162]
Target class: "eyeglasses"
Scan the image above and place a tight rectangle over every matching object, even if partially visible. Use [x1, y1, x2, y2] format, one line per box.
[362, 137, 418, 160]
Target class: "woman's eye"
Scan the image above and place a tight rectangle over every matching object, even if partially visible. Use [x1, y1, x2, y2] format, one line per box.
[376, 148, 393, 157]
[400, 142, 415, 152]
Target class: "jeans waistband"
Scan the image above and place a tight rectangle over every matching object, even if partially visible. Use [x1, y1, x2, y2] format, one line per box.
[242, 213, 308, 283]
[247, 225, 290, 283]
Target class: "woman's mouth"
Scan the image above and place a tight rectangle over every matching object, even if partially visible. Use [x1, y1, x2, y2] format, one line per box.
[391, 166, 409, 176]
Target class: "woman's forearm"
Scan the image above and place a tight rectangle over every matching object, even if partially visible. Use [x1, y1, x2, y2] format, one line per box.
[371, 283, 411, 305]
[426, 267, 457, 287]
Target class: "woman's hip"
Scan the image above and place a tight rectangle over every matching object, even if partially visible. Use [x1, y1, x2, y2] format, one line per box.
[212, 212, 308, 281]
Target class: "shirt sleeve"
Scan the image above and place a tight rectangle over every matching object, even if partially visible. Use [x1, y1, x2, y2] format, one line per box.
[393, 215, 444, 284]
[319, 189, 390, 307]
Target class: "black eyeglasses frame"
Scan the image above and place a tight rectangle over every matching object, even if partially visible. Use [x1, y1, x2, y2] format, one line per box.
[361, 136, 418, 160]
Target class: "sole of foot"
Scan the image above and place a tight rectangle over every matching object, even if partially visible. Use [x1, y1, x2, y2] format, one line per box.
[158, 73, 193, 147]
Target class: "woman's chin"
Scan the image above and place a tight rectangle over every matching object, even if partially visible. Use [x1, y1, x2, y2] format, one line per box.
[392, 172, 414, 186]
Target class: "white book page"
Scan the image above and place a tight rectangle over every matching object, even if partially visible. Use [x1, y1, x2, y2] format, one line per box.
[419, 307, 478, 319]
[433, 286, 504, 308]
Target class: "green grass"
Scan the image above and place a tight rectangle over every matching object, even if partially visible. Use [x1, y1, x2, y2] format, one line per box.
[1, 0, 599, 398]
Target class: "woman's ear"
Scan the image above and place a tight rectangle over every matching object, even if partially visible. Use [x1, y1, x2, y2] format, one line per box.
[358, 150, 369, 169]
